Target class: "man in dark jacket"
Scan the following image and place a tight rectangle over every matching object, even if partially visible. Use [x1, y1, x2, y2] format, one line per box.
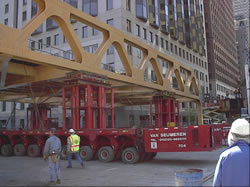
[43, 128, 62, 185]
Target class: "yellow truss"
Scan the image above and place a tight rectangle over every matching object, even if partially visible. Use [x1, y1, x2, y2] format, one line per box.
[0, 0, 202, 124]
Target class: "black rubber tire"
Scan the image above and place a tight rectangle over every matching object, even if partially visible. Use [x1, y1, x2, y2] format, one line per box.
[97, 146, 115, 162]
[1, 144, 13, 156]
[27, 144, 40, 157]
[79, 146, 94, 161]
[14, 144, 26, 156]
[122, 147, 139, 164]
[60, 145, 68, 160]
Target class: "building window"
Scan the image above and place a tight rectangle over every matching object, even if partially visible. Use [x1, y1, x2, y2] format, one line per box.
[126, 0, 131, 11]
[155, 35, 159, 46]
[107, 18, 114, 26]
[166, 41, 169, 50]
[2, 101, 6, 112]
[82, 26, 88, 38]
[170, 43, 173, 52]
[127, 44, 132, 55]
[4, 19, 8, 25]
[5, 4, 9, 14]
[38, 39, 43, 50]
[161, 38, 164, 48]
[186, 52, 189, 61]
[205, 62, 207, 69]
[30, 41, 35, 50]
[82, 0, 98, 16]
[136, 24, 140, 36]
[183, 49, 185, 59]
[64, 0, 78, 8]
[150, 32, 153, 43]
[126, 19, 131, 32]
[175, 45, 177, 54]
[20, 119, 25, 129]
[31, 1, 38, 18]
[92, 28, 98, 36]
[20, 103, 25, 110]
[106, 0, 113, 10]
[136, 0, 148, 21]
[46, 18, 58, 31]
[179, 48, 181, 56]
[143, 28, 147, 39]
[149, 0, 159, 27]
[92, 44, 98, 53]
[22, 11, 27, 22]
[23, 0, 27, 6]
[46, 37, 51, 47]
[54, 34, 59, 46]
[193, 55, 195, 63]
[63, 35, 67, 43]
[107, 46, 115, 55]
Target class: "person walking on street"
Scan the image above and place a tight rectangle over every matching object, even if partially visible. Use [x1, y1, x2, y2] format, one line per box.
[67, 128, 84, 168]
[43, 128, 62, 185]
[213, 118, 250, 187]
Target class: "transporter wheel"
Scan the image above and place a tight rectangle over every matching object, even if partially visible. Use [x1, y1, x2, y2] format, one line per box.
[60, 145, 68, 160]
[80, 146, 93, 161]
[122, 147, 139, 164]
[1, 144, 13, 156]
[27, 144, 40, 157]
[97, 146, 114, 162]
[14, 144, 26, 156]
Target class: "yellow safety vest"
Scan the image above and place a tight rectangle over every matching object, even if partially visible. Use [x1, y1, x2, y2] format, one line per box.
[69, 134, 80, 152]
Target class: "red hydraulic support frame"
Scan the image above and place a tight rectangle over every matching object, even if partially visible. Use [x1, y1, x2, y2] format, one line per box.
[71, 87, 76, 130]
[62, 87, 66, 130]
[111, 88, 115, 128]
[75, 86, 80, 130]
[85, 85, 93, 129]
[150, 103, 153, 128]
[98, 87, 106, 129]
[177, 101, 180, 126]
[171, 100, 176, 124]
[154, 97, 163, 127]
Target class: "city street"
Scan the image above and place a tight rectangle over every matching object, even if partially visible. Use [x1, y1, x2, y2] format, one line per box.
[0, 147, 225, 186]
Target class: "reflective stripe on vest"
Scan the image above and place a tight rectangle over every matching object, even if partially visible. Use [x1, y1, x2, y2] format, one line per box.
[69, 135, 80, 152]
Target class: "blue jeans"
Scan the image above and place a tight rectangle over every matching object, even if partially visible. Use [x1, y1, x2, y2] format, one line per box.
[67, 152, 83, 167]
[48, 156, 61, 182]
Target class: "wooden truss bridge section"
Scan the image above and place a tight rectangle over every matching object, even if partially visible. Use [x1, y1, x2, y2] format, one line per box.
[0, 0, 202, 123]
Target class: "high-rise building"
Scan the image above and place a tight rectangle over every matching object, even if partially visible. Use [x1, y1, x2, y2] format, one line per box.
[0, 0, 209, 127]
[233, 0, 250, 116]
[204, 0, 239, 99]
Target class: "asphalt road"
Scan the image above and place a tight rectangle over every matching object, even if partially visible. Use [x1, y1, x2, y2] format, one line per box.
[0, 147, 225, 186]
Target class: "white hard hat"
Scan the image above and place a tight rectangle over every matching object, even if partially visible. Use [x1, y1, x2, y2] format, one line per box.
[69, 129, 75, 133]
[230, 118, 249, 136]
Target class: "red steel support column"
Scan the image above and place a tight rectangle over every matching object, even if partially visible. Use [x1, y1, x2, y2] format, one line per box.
[172, 99, 176, 124]
[71, 87, 76, 130]
[177, 101, 180, 126]
[62, 87, 66, 130]
[111, 88, 115, 128]
[150, 103, 153, 128]
[75, 86, 80, 130]
[85, 85, 93, 129]
[98, 87, 106, 129]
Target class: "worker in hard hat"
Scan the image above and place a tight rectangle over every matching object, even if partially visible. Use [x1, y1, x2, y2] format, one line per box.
[67, 128, 84, 168]
[213, 118, 250, 187]
[43, 128, 62, 185]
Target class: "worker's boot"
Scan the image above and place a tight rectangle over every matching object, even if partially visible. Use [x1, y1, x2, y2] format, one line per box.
[81, 163, 84, 168]
[56, 179, 61, 184]
[48, 181, 56, 185]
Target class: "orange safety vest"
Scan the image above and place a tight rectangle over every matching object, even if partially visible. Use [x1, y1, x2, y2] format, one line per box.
[69, 134, 80, 152]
